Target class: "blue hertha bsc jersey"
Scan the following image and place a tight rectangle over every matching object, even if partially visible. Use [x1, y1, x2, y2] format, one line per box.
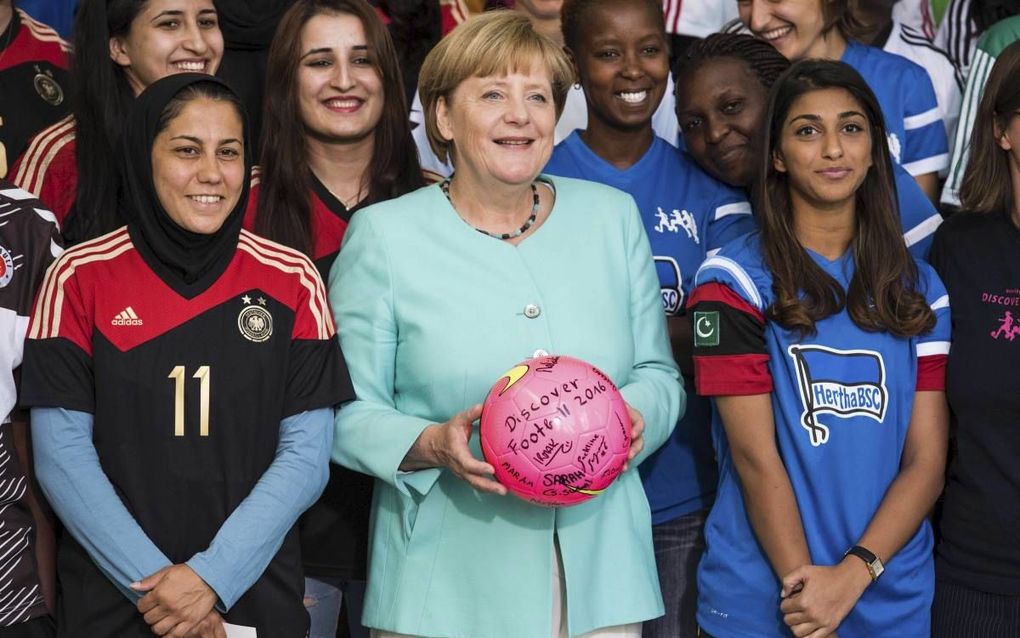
[688, 232, 950, 637]
[842, 41, 949, 177]
[544, 132, 755, 523]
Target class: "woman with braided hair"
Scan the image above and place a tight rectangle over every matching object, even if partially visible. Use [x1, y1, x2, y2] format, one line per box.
[675, 32, 943, 259]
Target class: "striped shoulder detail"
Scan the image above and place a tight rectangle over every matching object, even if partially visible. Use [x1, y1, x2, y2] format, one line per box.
[29, 227, 133, 340]
[695, 254, 763, 311]
[13, 115, 75, 196]
[17, 9, 71, 53]
[899, 24, 964, 86]
[899, 24, 936, 45]
[721, 18, 748, 34]
[249, 165, 262, 188]
[237, 230, 333, 339]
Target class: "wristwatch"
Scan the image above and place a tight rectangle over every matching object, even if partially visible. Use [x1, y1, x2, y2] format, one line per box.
[845, 545, 885, 582]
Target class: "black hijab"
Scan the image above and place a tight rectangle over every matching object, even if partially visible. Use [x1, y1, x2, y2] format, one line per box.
[214, 0, 295, 51]
[120, 73, 251, 295]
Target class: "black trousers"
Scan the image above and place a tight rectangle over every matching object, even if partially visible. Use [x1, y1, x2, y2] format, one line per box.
[0, 617, 55, 638]
[933, 578, 1020, 638]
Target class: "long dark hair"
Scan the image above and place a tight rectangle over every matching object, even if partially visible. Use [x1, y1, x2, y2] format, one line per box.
[960, 39, 1020, 215]
[255, 0, 423, 256]
[65, 0, 148, 244]
[757, 59, 934, 338]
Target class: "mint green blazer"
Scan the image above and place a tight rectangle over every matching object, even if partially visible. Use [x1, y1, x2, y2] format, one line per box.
[330, 176, 684, 638]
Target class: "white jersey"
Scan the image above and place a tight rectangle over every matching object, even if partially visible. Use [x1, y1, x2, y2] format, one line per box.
[893, 0, 938, 40]
[880, 20, 963, 157]
[662, 0, 738, 37]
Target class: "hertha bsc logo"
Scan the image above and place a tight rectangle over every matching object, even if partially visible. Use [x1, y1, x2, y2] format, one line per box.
[788, 345, 888, 447]
[238, 304, 273, 342]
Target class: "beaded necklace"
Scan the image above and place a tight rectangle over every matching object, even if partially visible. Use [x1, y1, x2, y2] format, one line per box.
[440, 178, 539, 240]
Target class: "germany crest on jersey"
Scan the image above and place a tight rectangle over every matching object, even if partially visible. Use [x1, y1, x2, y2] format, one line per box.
[20, 228, 352, 637]
[0, 10, 70, 179]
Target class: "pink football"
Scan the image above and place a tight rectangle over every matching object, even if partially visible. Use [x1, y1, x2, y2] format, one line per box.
[480, 354, 631, 507]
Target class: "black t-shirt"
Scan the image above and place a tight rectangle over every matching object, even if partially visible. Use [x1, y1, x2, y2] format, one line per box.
[21, 228, 353, 636]
[0, 10, 70, 178]
[299, 175, 370, 580]
[930, 210, 1020, 594]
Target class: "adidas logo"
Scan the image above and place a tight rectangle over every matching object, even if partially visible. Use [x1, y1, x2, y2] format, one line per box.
[111, 306, 143, 326]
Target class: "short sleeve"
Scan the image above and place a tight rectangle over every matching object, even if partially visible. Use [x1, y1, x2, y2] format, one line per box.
[705, 184, 755, 256]
[895, 163, 942, 259]
[283, 255, 353, 417]
[900, 64, 950, 176]
[915, 264, 951, 391]
[688, 253, 772, 396]
[20, 246, 96, 412]
[10, 118, 78, 225]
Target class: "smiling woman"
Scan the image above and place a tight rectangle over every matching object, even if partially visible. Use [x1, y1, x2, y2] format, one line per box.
[20, 74, 353, 637]
[735, 0, 950, 203]
[10, 0, 224, 243]
[152, 97, 244, 234]
[688, 60, 948, 638]
[330, 10, 683, 638]
[244, 2, 423, 636]
[543, 3, 754, 636]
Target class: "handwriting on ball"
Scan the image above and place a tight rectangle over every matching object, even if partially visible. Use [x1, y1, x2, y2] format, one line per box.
[497, 375, 620, 495]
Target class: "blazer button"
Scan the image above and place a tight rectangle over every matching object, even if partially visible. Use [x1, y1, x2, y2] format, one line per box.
[524, 304, 541, 319]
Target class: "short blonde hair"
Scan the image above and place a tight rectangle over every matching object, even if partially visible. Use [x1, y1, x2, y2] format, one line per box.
[418, 10, 574, 164]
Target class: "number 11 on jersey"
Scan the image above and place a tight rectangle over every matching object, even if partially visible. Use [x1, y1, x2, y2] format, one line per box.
[169, 365, 211, 436]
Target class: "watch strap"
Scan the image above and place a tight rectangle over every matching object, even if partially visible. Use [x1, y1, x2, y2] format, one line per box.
[845, 545, 884, 582]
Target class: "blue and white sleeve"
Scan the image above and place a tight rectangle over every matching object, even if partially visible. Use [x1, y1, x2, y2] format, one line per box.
[705, 184, 755, 257]
[900, 65, 950, 177]
[895, 163, 942, 260]
[915, 264, 951, 391]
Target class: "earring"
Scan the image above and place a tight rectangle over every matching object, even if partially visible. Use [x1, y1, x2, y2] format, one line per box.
[573, 81, 581, 90]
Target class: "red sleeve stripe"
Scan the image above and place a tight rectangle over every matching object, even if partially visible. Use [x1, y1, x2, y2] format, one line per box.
[29, 228, 132, 340]
[694, 353, 774, 396]
[19, 10, 71, 53]
[13, 116, 75, 195]
[916, 354, 947, 392]
[687, 282, 766, 323]
[238, 231, 334, 339]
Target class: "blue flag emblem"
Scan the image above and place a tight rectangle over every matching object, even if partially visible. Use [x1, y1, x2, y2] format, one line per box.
[788, 345, 888, 447]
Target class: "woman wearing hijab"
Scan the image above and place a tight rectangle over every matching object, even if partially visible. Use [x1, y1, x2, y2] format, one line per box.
[20, 74, 352, 638]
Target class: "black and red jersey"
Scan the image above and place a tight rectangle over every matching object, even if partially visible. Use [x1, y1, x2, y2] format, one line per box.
[21, 227, 352, 636]
[0, 9, 70, 180]
[244, 170, 354, 280]
[0, 181, 61, 626]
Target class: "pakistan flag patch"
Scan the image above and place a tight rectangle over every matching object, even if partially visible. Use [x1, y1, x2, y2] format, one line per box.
[694, 311, 720, 347]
